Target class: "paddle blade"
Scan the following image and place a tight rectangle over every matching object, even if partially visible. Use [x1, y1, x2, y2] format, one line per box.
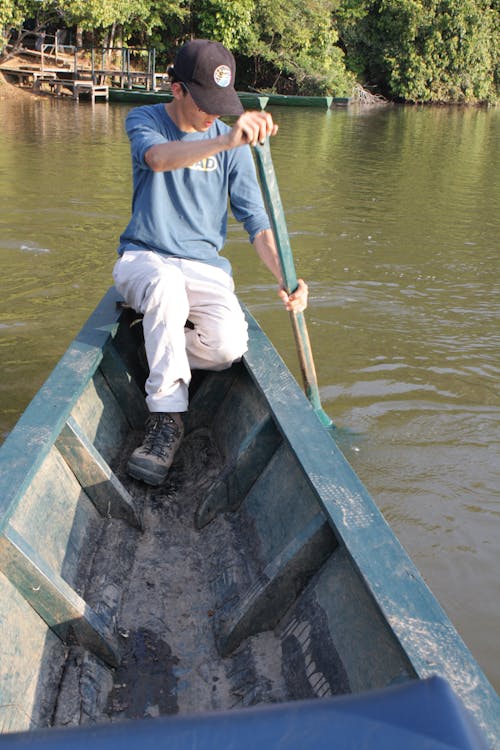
[253, 138, 335, 431]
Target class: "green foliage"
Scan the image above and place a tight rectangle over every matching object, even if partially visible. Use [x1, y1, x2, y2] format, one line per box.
[192, 0, 255, 49]
[336, 0, 499, 102]
[0, 0, 28, 31]
[0, 0, 39, 50]
[1, 0, 498, 101]
[46, 0, 128, 30]
[244, 0, 355, 95]
[186, 0, 354, 95]
[35, 0, 188, 38]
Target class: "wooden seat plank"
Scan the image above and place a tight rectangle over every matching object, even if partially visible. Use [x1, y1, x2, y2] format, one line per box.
[214, 512, 336, 656]
[195, 413, 281, 529]
[0, 523, 119, 667]
[57, 416, 141, 529]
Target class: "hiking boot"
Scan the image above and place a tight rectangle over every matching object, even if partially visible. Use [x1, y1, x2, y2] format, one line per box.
[127, 412, 184, 485]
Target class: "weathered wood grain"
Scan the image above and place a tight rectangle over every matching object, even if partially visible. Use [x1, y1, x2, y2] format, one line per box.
[57, 417, 141, 529]
[0, 524, 119, 667]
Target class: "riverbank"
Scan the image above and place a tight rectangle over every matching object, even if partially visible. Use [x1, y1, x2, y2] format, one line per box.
[0, 69, 42, 100]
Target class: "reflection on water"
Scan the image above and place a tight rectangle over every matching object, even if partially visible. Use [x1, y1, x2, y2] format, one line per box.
[0, 94, 499, 691]
[0, 97, 131, 427]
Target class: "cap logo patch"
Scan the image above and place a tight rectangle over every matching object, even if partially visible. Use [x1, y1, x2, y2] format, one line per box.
[213, 65, 231, 88]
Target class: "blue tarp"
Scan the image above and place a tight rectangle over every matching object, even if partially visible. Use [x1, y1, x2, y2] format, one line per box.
[0, 676, 489, 749]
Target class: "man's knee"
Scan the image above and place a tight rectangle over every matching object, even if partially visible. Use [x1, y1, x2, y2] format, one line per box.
[191, 316, 248, 369]
[209, 320, 248, 363]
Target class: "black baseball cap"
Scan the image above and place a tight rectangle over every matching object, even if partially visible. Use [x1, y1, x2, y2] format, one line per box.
[171, 39, 244, 116]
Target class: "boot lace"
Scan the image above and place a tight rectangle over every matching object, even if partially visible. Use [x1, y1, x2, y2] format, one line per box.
[142, 414, 180, 459]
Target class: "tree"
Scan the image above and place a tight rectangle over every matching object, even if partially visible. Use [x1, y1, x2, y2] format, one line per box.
[3, 0, 496, 101]
[191, 0, 254, 50]
[245, 0, 354, 95]
[0, 0, 189, 55]
[336, 0, 499, 102]
[172, 0, 354, 96]
[0, 1, 48, 56]
[0, 0, 30, 38]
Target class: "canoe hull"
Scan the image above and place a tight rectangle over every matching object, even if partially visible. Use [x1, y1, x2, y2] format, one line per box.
[0, 289, 497, 744]
[108, 88, 269, 110]
[265, 93, 333, 107]
[107, 88, 350, 109]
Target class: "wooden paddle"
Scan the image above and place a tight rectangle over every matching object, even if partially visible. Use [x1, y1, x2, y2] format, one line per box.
[254, 138, 333, 430]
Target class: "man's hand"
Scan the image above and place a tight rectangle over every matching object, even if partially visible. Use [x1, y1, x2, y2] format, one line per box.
[252, 230, 308, 313]
[226, 111, 278, 149]
[278, 278, 308, 313]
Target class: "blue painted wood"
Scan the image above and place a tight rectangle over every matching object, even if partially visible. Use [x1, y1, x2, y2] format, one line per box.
[277, 545, 416, 693]
[0, 572, 65, 733]
[215, 512, 335, 656]
[194, 413, 281, 529]
[0, 677, 489, 749]
[241, 306, 500, 747]
[265, 93, 334, 107]
[106, 306, 149, 401]
[245, 441, 332, 561]
[253, 140, 298, 293]
[0, 288, 124, 673]
[8, 444, 101, 589]
[99, 342, 149, 431]
[209, 366, 273, 456]
[108, 88, 269, 109]
[184, 366, 239, 433]
[70, 366, 131, 467]
[0, 287, 498, 747]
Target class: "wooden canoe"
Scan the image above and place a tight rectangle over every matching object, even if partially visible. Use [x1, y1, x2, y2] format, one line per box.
[108, 87, 270, 110]
[0, 288, 498, 745]
[106, 88, 351, 110]
[261, 93, 351, 108]
[265, 93, 334, 108]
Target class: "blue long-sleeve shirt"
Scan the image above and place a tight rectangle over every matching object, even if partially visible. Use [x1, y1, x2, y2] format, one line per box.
[118, 104, 270, 275]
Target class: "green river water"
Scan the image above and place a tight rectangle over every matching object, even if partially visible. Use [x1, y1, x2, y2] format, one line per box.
[0, 91, 499, 692]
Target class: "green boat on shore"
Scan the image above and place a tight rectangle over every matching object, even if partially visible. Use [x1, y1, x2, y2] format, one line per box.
[108, 87, 269, 110]
[265, 93, 333, 107]
[107, 88, 350, 109]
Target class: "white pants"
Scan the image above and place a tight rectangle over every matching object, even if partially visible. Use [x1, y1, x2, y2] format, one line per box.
[113, 251, 248, 413]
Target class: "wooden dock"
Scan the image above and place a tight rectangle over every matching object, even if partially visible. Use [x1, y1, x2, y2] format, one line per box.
[57, 78, 109, 101]
[1, 65, 109, 101]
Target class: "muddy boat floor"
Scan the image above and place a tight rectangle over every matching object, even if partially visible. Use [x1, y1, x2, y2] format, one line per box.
[52, 426, 346, 727]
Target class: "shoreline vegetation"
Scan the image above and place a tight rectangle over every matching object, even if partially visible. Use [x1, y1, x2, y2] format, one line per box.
[0, 0, 498, 106]
[0, 60, 496, 110]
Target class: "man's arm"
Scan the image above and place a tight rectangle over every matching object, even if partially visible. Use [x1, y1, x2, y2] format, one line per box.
[252, 229, 308, 313]
[145, 111, 278, 172]
[145, 133, 230, 172]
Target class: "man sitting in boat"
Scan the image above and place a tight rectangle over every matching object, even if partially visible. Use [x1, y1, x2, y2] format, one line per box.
[113, 39, 308, 486]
